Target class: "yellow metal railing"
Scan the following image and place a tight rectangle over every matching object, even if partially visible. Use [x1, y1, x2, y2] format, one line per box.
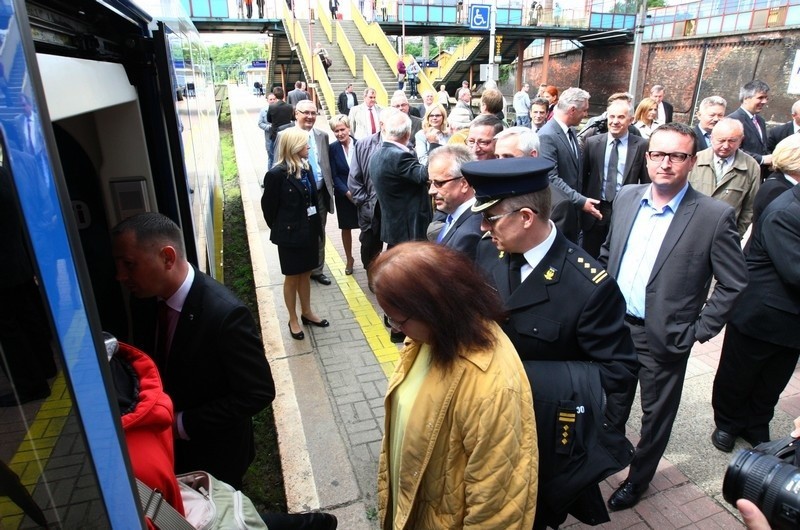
[363, 56, 388, 107]
[424, 37, 483, 82]
[316, 0, 333, 43]
[402, 53, 434, 98]
[337, 20, 357, 77]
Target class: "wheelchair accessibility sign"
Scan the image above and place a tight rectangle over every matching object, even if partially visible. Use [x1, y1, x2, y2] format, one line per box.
[469, 4, 491, 31]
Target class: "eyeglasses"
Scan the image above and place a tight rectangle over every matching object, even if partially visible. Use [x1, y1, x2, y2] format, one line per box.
[386, 315, 411, 329]
[466, 138, 495, 148]
[646, 151, 693, 164]
[428, 114, 444, 118]
[297, 110, 318, 117]
[482, 208, 525, 225]
[428, 176, 463, 189]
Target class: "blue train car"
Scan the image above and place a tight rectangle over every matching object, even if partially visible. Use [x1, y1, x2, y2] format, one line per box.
[0, 0, 221, 527]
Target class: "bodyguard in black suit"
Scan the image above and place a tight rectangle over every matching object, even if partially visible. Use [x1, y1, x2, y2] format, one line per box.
[728, 80, 772, 178]
[711, 184, 800, 450]
[581, 100, 649, 258]
[649, 85, 673, 123]
[766, 100, 798, 152]
[113, 213, 275, 488]
[466, 157, 638, 530]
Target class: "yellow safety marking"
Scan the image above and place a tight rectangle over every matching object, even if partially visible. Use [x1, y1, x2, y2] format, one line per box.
[325, 240, 400, 377]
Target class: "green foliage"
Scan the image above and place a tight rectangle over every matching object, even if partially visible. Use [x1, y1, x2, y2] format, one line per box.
[611, 0, 665, 13]
[499, 64, 512, 83]
[209, 42, 269, 80]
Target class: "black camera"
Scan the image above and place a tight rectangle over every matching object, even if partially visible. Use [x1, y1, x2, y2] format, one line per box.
[723, 437, 800, 529]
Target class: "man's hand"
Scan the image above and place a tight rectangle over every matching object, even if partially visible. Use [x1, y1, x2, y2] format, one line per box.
[737, 499, 771, 530]
[583, 198, 602, 220]
[761, 154, 772, 166]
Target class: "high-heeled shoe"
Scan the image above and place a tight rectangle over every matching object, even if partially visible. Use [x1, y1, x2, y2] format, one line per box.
[288, 322, 304, 340]
[345, 257, 355, 275]
[301, 315, 330, 327]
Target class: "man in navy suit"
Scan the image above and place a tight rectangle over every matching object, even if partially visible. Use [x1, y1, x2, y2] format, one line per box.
[728, 80, 772, 179]
[766, 99, 800, 152]
[692, 95, 727, 154]
[427, 145, 482, 261]
[112, 213, 275, 488]
[600, 123, 747, 511]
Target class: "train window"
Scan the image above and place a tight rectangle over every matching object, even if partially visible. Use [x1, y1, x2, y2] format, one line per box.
[0, 140, 113, 528]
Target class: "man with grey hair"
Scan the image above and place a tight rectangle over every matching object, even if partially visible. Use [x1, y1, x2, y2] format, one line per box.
[728, 80, 771, 177]
[689, 117, 760, 237]
[426, 145, 482, 260]
[767, 99, 800, 152]
[649, 84, 673, 124]
[494, 126, 579, 243]
[348, 87, 382, 140]
[390, 90, 423, 148]
[693, 95, 727, 152]
[513, 82, 532, 127]
[369, 110, 430, 248]
[455, 86, 474, 120]
[538, 87, 602, 221]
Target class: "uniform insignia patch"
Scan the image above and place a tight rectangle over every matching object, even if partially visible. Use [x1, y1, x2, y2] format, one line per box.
[544, 267, 557, 281]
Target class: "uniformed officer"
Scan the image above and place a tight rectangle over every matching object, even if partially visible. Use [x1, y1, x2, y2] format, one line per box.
[466, 157, 639, 530]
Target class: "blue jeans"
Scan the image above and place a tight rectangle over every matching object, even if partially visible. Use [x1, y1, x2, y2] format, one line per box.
[516, 115, 531, 128]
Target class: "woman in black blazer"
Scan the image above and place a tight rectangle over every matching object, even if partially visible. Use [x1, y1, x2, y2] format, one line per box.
[328, 114, 358, 274]
[261, 128, 329, 340]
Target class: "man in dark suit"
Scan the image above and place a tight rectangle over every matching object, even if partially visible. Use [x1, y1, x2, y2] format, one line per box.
[494, 126, 579, 243]
[581, 99, 649, 258]
[599, 123, 748, 511]
[337, 83, 358, 116]
[112, 213, 275, 488]
[370, 109, 430, 247]
[467, 157, 638, 529]
[266, 86, 294, 164]
[711, 183, 800, 452]
[286, 80, 309, 108]
[728, 80, 772, 178]
[426, 145, 482, 261]
[766, 99, 799, 152]
[538, 87, 602, 222]
[348, 124, 384, 269]
[692, 95, 727, 154]
[650, 85, 673, 124]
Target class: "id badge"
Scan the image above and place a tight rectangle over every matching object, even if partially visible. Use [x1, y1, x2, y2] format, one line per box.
[307, 206, 317, 216]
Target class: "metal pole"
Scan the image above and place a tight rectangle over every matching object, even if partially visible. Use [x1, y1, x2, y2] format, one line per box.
[487, 3, 496, 83]
[401, 0, 406, 56]
[628, 0, 646, 97]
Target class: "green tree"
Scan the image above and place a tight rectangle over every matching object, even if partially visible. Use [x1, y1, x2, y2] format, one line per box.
[612, 0, 665, 13]
[209, 42, 269, 80]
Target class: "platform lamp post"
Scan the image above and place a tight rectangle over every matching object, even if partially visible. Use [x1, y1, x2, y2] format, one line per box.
[400, 0, 406, 57]
[628, 0, 646, 97]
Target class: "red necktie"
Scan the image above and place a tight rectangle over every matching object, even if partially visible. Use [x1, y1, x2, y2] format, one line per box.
[369, 107, 376, 134]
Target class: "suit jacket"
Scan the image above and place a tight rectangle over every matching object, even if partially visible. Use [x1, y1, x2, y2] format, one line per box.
[728, 107, 769, 164]
[437, 207, 484, 261]
[731, 185, 800, 348]
[408, 115, 423, 149]
[600, 184, 748, 359]
[275, 127, 335, 214]
[130, 270, 275, 486]
[348, 131, 382, 231]
[767, 120, 796, 153]
[369, 141, 430, 245]
[337, 90, 358, 115]
[329, 138, 354, 197]
[693, 124, 711, 154]
[477, 231, 638, 422]
[538, 117, 587, 208]
[348, 103, 383, 140]
[752, 172, 795, 229]
[688, 148, 761, 237]
[287, 88, 309, 108]
[550, 185, 579, 244]
[581, 133, 649, 232]
[261, 163, 322, 247]
[661, 100, 674, 124]
[266, 101, 294, 140]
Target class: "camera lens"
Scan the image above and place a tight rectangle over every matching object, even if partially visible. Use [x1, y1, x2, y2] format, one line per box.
[723, 449, 800, 530]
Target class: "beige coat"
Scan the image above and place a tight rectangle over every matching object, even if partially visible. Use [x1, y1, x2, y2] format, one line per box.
[377, 324, 538, 529]
[689, 148, 760, 237]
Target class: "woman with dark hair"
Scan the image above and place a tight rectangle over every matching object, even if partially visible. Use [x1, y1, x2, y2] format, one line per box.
[369, 242, 538, 529]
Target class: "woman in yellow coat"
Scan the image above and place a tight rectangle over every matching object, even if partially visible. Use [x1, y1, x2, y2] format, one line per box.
[370, 242, 538, 529]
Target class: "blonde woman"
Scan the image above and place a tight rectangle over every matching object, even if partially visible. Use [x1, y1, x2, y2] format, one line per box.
[328, 114, 358, 274]
[261, 128, 329, 341]
[414, 103, 451, 164]
[633, 97, 661, 139]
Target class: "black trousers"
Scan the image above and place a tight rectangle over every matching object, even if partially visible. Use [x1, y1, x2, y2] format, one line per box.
[359, 228, 383, 270]
[712, 323, 800, 442]
[581, 200, 612, 259]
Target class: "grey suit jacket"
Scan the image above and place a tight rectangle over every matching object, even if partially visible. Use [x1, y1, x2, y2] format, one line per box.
[438, 207, 484, 261]
[599, 184, 748, 359]
[538, 117, 587, 208]
[348, 104, 383, 140]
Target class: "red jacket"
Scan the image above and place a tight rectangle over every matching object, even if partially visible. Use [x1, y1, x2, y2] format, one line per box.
[117, 342, 185, 525]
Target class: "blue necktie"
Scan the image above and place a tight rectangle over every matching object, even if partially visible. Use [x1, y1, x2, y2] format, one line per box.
[307, 133, 322, 188]
[437, 214, 453, 243]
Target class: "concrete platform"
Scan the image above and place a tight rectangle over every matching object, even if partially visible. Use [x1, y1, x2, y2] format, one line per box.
[228, 84, 800, 529]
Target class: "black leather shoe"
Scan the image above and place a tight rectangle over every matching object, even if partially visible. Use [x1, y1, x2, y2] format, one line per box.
[301, 315, 330, 327]
[608, 480, 646, 511]
[311, 273, 331, 285]
[711, 428, 736, 452]
[288, 322, 304, 340]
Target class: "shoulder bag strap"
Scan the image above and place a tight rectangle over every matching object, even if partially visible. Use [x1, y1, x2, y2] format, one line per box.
[136, 478, 196, 530]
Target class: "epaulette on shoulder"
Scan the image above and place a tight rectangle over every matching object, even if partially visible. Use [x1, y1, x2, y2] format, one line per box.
[569, 249, 609, 285]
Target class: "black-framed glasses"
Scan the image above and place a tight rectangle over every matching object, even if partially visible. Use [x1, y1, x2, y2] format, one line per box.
[466, 138, 495, 148]
[646, 151, 692, 164]
[482, 208, 524, 225]
[428, 176, 463, 189]
[297, 110, 318, 117]
[386, 315, 411, 329]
